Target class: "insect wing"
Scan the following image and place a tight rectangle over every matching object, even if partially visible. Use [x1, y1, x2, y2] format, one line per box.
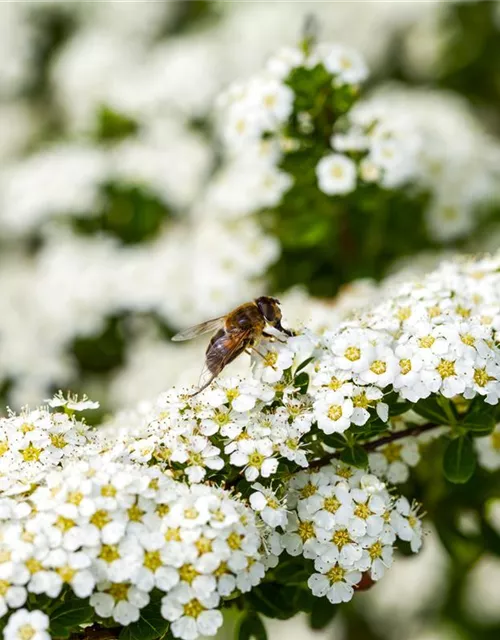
[171, 317, 225, 342]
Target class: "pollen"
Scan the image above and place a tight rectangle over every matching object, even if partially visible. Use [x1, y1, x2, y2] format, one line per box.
[300, 482, 317, 498]
[456, 305, 471, 318]
[57, 566, 76, 583]
[55, 516, 75, 532]
[335, 465, 353, 479]
[369, 541, 383, 559]
[18, 625, 36, 640]
[107, 583, 129, 602]
[0, 580, 9, 596]
[143, 551, 162, 572]
[67, 491, 83, 505]
[328, 376, 344, 391]
[213, 410, 230, 426]
[330, 165, 345, 178]
[436, 359, 456, 379]
[183, 598, 205, 619]
[214, 561, 229, 577]
[155, 503, 170, 518]
[25, 558, 43, 574]
[101, 484, 117, 498]
[396, 307, 412, 321]
[49, 433, 67, 449]
[344, 346, 361, 362]
[370, 360, 387, 375]
[195, 536, 213, 555]
[184, 507, 198, 520]
[427, 306, 441, 318]
[264, 351, 278, 367]
[460, 334, 475, 347]
[179, 563, 199, 584]
[354, 502, 372, 520]
[165, 527, 181, 542]
[327, 405, 343, 421]
[248, 452, 266, 468]
[419, 335, 435, 349]
[327, 564, 346, 583]
[353, 391, 370, 409]
[324, 496, 341, 513]
[90, 509, 111, 529]
[20, 423, 34, 434]
[399, 359, 412, 375]
[298, 521, 315, 542]
[332, 528, 351, 549]
[226, 388, 240, 402]
[21, 444, 42, 462]
[0, 550, 11, 563]
[474, 368, 491, 387]
[0, 442, 8, 457]
[99, 544, 120, 563]
[227, 532, 242, 550]
[382, 442, 403, 463]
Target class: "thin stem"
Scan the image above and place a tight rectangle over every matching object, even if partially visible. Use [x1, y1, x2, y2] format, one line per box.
[70, 626, 121, 640]
[308, 422, 440, 470]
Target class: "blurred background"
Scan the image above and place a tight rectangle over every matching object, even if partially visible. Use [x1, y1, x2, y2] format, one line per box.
[1, 1, 500, 639]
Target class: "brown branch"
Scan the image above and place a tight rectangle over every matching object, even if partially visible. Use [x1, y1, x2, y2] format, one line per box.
[70, 626, 121, 640]
[308, 422, 440, 470]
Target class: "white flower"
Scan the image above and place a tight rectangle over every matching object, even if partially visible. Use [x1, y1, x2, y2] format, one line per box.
[161, 584, 223, 640]
[3, 608, 50, 640]
[90, 582, 150, 625]
[475, 425, 500, 471]
[313, 391, 354, 434]
[316, 153, 357, 196]
[308, 562, 362, 604]
[322, 45, 368, 86]
[249, 484, 287, 528]
[229, 439, 278, 481]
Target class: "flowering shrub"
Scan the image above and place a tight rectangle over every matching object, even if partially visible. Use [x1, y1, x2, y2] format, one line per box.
[2, 251, 500, 639]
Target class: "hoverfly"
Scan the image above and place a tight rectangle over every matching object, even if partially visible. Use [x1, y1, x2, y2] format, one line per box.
[172, 296, 293, 396]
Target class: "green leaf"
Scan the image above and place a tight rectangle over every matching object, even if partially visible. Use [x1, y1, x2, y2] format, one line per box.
[309, 597, 338, 630]
[294, 372, 310, 394]
[119, 593, 169, 640]
[237, 612, 267, 640]
[340, 445, 368, 469]
[413, 396, 450, 424]
[270, 557, 313, 585]
[247, 584, 303, 620]
[462, 401, 496, 435]
[323, 433, 348, 450]
[49, 595, 93, 638]
[295, 357, 314, 374]
[443, 436, 476, 484]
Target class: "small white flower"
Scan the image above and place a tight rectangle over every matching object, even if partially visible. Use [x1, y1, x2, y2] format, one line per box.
[4, 608, 50, 640]
[316, 153, 357, 196]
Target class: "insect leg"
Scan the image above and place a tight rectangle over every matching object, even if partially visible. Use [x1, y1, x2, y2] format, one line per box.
[262, 331, 287, 344]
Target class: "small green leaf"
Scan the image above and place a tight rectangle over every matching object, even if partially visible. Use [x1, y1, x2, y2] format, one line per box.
[323, 433, 348, 449]
[462, 402, 496, 435]
[295, 357, 314, 374]
[119, 592, 168, 640]
[309, 597, 338, 630]
[237, 612, 267, 640]
[270, 557, 313, 585]
[294, 372, 310, 394]
[443, 436, 476, 484]
[49, 595, 93, 638]
[248, 584, 302, 620]
[413, 396, 450, 424]
[340, 445, 368, 469]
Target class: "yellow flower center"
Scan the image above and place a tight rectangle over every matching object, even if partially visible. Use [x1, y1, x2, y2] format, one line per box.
[0, 580, 9, 596]
[55, 516, 75, 532]
[327, 565, 346, 583]
[327, 405, 343, 421]
[399, 359, 412, 375]
[57, 566, 76, 583]
[353, 392, 370, 409]
[227, 532, 242, 550]
[20, 423, 34, 434]
[324, 496, 341, 513]
[99, 545, 120, 563]
[264, 352, 278, 367]
[49, 434, 67, 449]
[335, 466, 353, 479]
[165, 527, 181, 542]
[436, 359, 456, 379]
[456, 305, 471, 318]
[195, 536, 213, 555]
[67, 491, 83, 505]
[248, 452, 266, 468]
[183, 598, 205, 619]
[214, 561, 229, 577]
[460, 334, 475, 347]
[298, 521, 315, 542]
[226, 388, 240, 402]
[369, 541, 383, 559]
[107, 583, 129, 602]
[344, 346, 361, 362]
[155, 504, 170, 518]
[21, 444, 42, 462]
[183, 508, 198, 520]
[127, 504, 145, 522]
[474, 368, 491, 387]
[383, 442, 403, 463]
[332, 528, 351, 549]
[427, 306, 441, 318]
[354, 503, 372, 520]
[370, 360, 387, 375]
[328, 377, 343, 391]
[396, 307, 411, 321]
[18, 625, 36, 640]
[0, 442, 8, 457]
[143, 551, 162, 572]
[179, 564, 199, 584]
[101, 484, 117, 498]
[419, 335, 435, 348]
[330, 165, 344, 178]
[90, 510, 111, 529]
[25, 558, 43, 574]
[491, 432, 500, 451]
[300, 482, 317, 498]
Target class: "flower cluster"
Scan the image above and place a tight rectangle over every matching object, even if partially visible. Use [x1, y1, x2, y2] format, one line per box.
[283, 464, 423, 603]
[0, 459, 274, 640]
